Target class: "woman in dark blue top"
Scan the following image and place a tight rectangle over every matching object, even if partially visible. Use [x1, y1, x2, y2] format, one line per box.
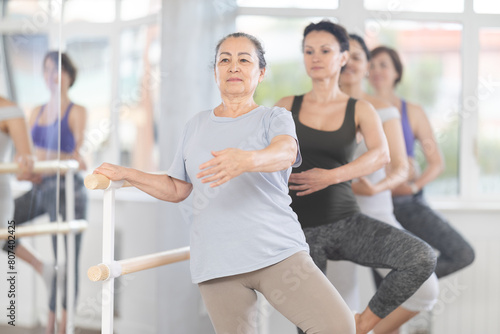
[275, 20, 437, 334]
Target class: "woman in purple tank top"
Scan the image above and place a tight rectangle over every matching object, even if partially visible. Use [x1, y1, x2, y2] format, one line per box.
[8, 51, 88, 334]
[368, 46, 474, 281]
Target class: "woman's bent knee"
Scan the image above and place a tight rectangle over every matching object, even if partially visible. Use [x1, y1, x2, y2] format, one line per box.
[401, 273, 439, 312]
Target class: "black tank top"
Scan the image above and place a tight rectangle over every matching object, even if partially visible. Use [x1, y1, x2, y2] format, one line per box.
[290, 95, 360, 228]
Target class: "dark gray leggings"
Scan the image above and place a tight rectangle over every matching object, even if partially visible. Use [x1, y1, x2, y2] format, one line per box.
[393, 191, 475, 278]
[302, 213, 436, 319]
[3, 174, 87, 312]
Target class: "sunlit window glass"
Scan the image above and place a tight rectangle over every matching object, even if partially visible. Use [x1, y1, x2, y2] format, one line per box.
[237, 0, 338, 9]
[0, 43, 9, 96]
[364, 0, 464, 13]
[474, 0, 500, 14]
[236, 16, 336, 106]
[478, 28, 500, 194]
[119, 24, 161, 171]
[4, 34, 49, 111]
[5, 0, 53, 19]
[365, 21, 462, 197]
[121, 0, 161, 21]
[64, 0, 115, 23]
[66, 38, 112, 170]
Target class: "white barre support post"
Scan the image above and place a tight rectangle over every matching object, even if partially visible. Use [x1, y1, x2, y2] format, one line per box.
[101, 181, 121, 334]
[65, 169, 76, 334]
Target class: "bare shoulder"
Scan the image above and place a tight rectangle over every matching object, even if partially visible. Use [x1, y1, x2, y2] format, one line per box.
[354, 99, 379, 127]
[362, 94, 393, 110]
[355, 98, 377, 114]
[71, 104, 87, 113]
[70, 104, 87, 119]
[29, 105, 43, 124]
[274, 95, 294, 110]
[406, 101, 428, 122]
[0, 97, 16, 108]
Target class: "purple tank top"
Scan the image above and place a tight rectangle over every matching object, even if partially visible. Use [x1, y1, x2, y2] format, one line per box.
[31, 103, 76, 153]
[401, 100, 415, 157]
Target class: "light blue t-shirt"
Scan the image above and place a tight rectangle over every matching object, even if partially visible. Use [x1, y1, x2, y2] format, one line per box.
[168, 106, 309, 283]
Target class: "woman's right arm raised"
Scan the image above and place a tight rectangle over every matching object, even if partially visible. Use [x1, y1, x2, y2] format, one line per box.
[94, 163, 193, 203]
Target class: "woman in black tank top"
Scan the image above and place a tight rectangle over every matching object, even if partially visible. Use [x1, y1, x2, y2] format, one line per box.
[275, 20, 438, 334]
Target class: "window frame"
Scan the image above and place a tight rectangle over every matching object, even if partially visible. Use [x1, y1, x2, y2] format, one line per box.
[237, 0, 500, 206]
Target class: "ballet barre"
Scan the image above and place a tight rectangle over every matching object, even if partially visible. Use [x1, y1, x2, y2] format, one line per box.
[0, 220, 88, 239]
[84, 173, 132, 190]
[0, 159, 80, 334]
[88, 246, 190, 281]
[84, 172, 190, 334]
[0, 159, 79, 174]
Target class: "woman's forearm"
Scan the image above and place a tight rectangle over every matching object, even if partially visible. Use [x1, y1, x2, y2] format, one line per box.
[413, 161, 444, 190]
[248, 135, 298, 173]
[95, 164, 192, 203]
[127, 169, 192, 203]
[373, 119, 410, 193]
[330, 146, 390, 185]
[373, 158, 409, 193]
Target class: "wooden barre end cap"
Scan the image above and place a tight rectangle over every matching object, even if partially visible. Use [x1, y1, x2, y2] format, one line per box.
[88, 264, 110, 281]
[84, 174, 110, 190]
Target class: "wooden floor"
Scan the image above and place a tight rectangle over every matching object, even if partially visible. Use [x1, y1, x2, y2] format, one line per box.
[0, 325, 100, 334]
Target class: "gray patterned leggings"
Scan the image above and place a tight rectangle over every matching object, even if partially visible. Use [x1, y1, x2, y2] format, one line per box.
[393, 191, 475, 278]
[302, 213, 437, 319]
[3, 174, 87, 312]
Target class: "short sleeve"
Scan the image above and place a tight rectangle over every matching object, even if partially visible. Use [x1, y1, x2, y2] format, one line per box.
[377, 107, 400, 123]
[166, 124, 191, 183]
[268, 107, 302, 167]
[0, 106, 24, 122]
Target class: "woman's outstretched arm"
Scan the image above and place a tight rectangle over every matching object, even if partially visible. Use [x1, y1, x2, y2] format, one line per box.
[94, 163, 193, 203]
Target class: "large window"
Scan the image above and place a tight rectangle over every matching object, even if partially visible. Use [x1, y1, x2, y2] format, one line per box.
[236, 16, 324, 106]
[364, 21, 462, 196]
[66, 37, 112, 169]
[237, 0, 338, 9]
[475, 0, 500, 14]
[237, 1, 500, 200]
[4, 34, 49, 112]
[119, 24, 161, 171]
[364, 0, 464, 13]
[478, 28, 500, 194]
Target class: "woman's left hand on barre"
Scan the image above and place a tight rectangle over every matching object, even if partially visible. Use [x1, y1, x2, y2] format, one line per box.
[93, 162, 130, 181]
[14, 153, 37, 182]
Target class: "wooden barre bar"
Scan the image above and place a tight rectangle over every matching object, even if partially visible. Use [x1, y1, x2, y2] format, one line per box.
[84, 174, 131, 190]
[88, 246, 190, 281]
[84, 171, 168, 190]
[0, 220, 88, 239]
[0, 160, 79, 174]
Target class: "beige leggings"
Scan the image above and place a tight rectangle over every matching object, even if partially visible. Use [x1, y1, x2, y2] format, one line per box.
[198, 251, 355, 334]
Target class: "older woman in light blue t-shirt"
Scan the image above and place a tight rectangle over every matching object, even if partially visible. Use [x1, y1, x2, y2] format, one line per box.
[93, 32, 355, 334]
